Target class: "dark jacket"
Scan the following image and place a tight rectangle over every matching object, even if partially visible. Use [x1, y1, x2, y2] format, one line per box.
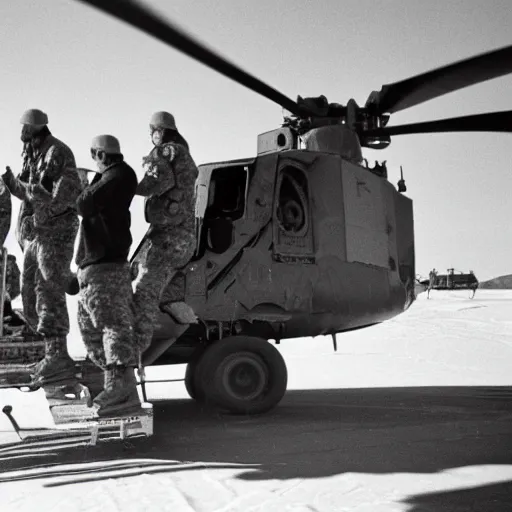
[75, 160, 138, 269]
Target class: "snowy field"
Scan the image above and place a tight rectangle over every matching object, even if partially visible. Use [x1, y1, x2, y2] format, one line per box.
[1, 290, 511, 511]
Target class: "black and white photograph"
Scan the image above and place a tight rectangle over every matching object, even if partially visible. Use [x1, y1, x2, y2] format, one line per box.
[1, 1, 511, 510]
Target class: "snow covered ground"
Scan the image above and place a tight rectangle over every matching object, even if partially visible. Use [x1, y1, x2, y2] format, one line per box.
[1, 290, 511, 511]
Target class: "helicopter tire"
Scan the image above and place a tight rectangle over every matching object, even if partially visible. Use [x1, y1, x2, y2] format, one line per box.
[184, 351, 207, 401]
[193, 335, 288, 415]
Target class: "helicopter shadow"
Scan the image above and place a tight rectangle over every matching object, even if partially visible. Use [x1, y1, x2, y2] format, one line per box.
[0, 385, 511, 493]
[402, 480, 512, 512]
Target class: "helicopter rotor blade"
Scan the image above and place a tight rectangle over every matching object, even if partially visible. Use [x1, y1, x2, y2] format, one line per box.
[74, 0, 302, 116]
[363, 110, 512, 137]
[367, 45, 512, 114]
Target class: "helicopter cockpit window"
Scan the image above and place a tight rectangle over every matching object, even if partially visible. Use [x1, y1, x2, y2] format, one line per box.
[276, 167, 309, 236]
[205, 166, 248, 221]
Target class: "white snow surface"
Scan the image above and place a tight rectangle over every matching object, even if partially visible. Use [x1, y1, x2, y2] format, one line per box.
[1, 290, 512, 511]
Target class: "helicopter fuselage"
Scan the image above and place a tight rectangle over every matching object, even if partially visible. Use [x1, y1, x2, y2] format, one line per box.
[149, 125, 416, 347]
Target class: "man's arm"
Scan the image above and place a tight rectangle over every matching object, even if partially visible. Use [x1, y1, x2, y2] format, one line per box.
[32, 146, 81, 208]
[2, 167, 28, 201]
[136, 144, 176, 197]
[76, 167, 126, 217]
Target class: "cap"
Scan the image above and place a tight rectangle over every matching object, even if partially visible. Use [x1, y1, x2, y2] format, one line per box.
[20, 108, 48, 127]
[91, 134, 121, 154]
[149, 111, 177, 130]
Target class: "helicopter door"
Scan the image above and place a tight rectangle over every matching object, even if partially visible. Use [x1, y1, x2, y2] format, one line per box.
[272, 163, 315, 263]
[341, 165, 388, 267]
[193, 163, 250, 258]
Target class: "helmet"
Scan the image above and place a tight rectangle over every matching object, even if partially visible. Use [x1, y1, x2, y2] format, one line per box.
[20, 108, 48, 127]
[91, 134, 121, 154]
[149, 111, 177, 130]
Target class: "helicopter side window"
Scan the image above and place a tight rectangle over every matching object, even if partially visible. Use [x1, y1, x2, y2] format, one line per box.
[205, 166, 248, 221]
[276, 167, 309, 236]
[200, 165, 249, 254]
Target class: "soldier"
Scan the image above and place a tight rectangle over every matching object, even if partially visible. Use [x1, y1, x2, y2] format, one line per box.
[427, 268, 437, 299]
[0, 178, 12, 313]
[133, 111, 198, 354]
[0, 179, 11, 248]
[2, 109, 82, 384]
[0, 180, 22, 327]
[75, 135, 139, 415]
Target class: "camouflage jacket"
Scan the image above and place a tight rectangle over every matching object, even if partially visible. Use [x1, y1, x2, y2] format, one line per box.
[0, 180, 11, 247]
[4, 135, 82, 233]
[137, 142, 198, 232]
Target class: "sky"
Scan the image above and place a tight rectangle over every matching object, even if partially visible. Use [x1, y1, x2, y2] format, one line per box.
[0, 0, 511, 280]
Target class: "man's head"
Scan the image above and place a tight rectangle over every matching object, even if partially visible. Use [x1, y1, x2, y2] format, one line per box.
[90, 134, 123, 171]
[149, 111, 177, 146]
[20, 108, 49, 142]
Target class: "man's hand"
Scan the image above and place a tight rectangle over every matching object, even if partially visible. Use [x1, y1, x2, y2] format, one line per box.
[28, 183, 51, 202]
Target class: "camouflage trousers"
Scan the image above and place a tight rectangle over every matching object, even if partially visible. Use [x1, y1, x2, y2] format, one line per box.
[22, 220, 78, 336]
[77, 262, 136, 369]
[133, 226, 195, 352]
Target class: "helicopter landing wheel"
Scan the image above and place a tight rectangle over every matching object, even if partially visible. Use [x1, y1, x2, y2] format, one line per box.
[184, 350, 207, 401]
[193, 335, 288, 415]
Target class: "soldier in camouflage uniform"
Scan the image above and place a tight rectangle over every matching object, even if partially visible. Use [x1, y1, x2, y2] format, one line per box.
[0, 179, 11, 248]
[133, 111, 198, 353]
[76, 135, 139, 416]
[427, 268, 438, 299]
[6, 143, 38, 328]
[0, 181, 22, 326]
[2, 109, 82, 384]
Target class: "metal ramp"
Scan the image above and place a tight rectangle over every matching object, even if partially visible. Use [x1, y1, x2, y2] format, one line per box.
[2, 397, 154, 446]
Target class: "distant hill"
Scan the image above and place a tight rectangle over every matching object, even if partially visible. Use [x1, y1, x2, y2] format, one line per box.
[479, 274, 512, 289]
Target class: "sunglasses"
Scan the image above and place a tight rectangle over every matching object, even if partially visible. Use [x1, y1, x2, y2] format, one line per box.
[90, 148, 100, 159]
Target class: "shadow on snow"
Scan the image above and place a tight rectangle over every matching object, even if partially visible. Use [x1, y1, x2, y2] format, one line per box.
[1, 385, 511, 507]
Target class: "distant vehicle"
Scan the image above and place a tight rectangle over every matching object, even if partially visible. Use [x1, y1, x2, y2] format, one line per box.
[419, 268, 479, 299]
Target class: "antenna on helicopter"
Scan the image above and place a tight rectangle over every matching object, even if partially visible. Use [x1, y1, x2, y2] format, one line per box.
[397, 166, 407, 193]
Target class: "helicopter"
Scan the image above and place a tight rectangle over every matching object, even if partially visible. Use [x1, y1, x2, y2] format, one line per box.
[106, 0, 510, 416]
[2, 0, 512, 425]
[418, 268, 479, 299]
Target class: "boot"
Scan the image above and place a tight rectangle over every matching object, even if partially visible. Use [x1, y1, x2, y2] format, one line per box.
[79, 357, 105, 401]
[161, 301, 198, 324]
[8, 311, 26, 327]
[30, 337, 78, 386]
[3, 304, 26, 335]
[93, 365, 141, 417]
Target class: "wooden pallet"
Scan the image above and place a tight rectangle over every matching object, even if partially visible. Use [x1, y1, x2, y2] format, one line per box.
[47, 401, 154, 445]
[2, 390, 154, 446]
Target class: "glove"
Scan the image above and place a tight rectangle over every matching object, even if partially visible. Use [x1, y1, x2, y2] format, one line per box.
[2, 166, 13, 180]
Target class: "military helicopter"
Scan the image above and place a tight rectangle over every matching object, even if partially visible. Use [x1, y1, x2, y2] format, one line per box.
[419, 268, 479, 299]
[78, 1, 512, 415]
[2, 1, 512, 425]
